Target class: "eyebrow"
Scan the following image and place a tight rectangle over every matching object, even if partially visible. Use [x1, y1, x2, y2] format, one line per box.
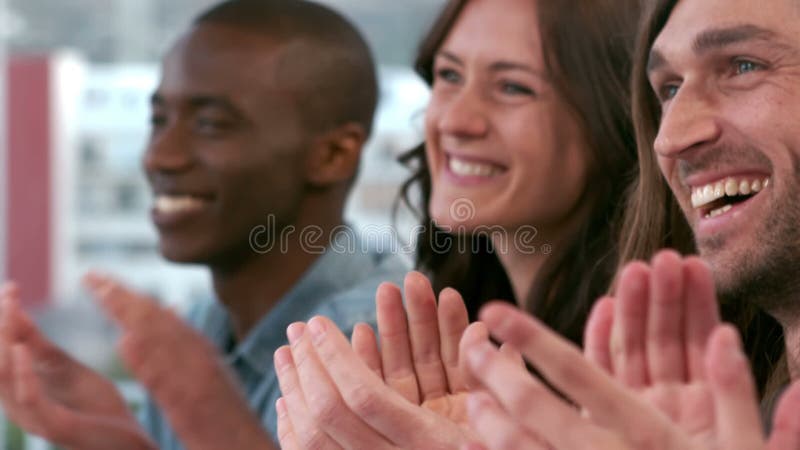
[437, 50, 546, 77]
[647, 24, 783, 73]
[150, 92, 242, 116]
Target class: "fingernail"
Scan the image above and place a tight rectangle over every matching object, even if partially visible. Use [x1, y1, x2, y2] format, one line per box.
[274, 346, 294, 371]
[307, 317, 325, 342]
[286, 322, 305, 345]
[276, 397, 287, 417]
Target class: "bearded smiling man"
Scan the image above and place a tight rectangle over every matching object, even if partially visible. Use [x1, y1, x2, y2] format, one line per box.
[648, 1, 800, 309]
[622, 0, 800, 387]
[451, 0, 800, 448]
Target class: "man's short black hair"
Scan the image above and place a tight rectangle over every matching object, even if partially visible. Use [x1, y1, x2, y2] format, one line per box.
[195, 0, 378, 135]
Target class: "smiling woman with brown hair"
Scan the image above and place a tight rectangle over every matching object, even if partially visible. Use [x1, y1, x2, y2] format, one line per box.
[397, 0, 641, 346]
[272, 0, 647, 448]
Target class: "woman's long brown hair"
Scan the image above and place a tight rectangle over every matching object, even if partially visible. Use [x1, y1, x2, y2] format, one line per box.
[397, 0, 642, 345]
[621, 0, 785, 400]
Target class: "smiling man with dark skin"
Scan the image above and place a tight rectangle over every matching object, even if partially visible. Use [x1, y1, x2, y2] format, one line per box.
[0, 1, 407, 449]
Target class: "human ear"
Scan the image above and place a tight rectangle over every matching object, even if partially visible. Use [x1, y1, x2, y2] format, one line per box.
[304, 122, 366, 187]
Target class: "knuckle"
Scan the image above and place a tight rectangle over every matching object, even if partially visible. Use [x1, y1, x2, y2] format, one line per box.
[346, 383, 381, 417]
[308, 392, 346, 427]
[301, 428, 332, 450]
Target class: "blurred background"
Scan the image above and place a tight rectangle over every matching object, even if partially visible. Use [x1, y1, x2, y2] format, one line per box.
[0, 0, 443, 447]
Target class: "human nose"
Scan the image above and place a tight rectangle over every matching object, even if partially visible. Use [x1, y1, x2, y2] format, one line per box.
[653, 86, 721, 158]
[142, 120, 194, 174]
[436, 86, 489, 139]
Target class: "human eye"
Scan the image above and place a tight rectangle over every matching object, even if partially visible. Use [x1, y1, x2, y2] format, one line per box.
[195, 112, 234, 136]
[659, 83, 680, 102]
[650, 76, 681, 105]
[149, 106, 169, 135]
[499, 81, 535, 97]
[150, 113, 167, 130]
[732, 58, 765, 76]
[435, 67, 462, 85]
[197, 119, 230, 134]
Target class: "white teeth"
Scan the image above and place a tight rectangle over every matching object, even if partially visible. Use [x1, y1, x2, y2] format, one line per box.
[703, 185, 714, 199]
[155, 195, 207, 214]
[714, 181, 724, 197]
[725, 179, 738, 196]
[739, 180, 751, 195]
[705, 204, 733, 219]
[691, 176, 771, 208]
[448, 157, 500, 178]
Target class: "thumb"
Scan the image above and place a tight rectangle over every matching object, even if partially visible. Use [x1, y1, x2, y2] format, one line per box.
[459, 322, 489, 390]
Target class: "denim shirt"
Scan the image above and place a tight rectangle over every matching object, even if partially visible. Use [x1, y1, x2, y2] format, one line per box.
[139, 245, 408, 449]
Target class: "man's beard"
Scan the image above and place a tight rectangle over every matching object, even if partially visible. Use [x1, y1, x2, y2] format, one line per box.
[701, 172, 800, 322]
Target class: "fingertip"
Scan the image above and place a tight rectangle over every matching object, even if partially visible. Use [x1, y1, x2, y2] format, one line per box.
[81, 271, 100, 288]
[586, 297, 614, 335]
[286, 322, 306, 345]
[682, 257, 718, 301]
[706, 324, 747, 386]
[82, 271, 117, 295]
[771, 380, 800, 431]
[307, 316, 327, 338]
[276, 396, 287, 416]
[439, 286, 464, 302]
[461, 322, 489, 345]
[651, 248, 682, 266]
[438, 288, 468, 321]
[710, 324, 742, 350]
[352, 322, 375, 336]
[274, 345, 294, 372]
[405, 270, 430, 286]
[0, 290, 16, 314]
[479, 303, 536, 341]
[590, 296, 615, 317]
[375, 282, 403, 309]
[584, 297, 614, 370]
[376, 281, 401, 297]
[477, 300, 512, 323]
[0, 281, 19, 298]
[617, 261, 651, 295]
[404, 271, 435, 303]
[683, 255, 711, 272]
